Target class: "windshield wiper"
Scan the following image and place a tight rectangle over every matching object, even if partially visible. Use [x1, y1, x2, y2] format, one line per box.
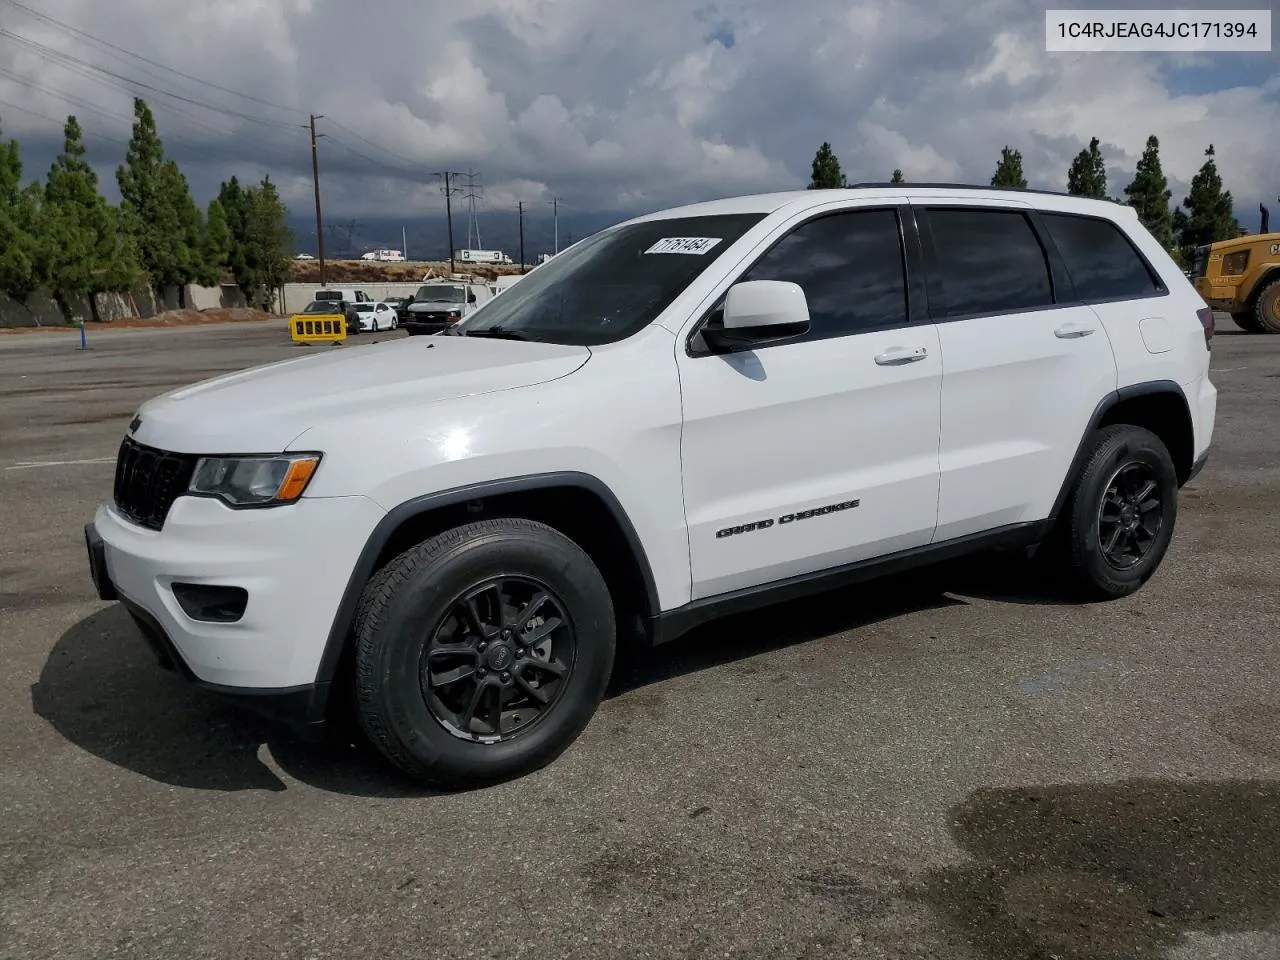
[461, 325, 531, 341]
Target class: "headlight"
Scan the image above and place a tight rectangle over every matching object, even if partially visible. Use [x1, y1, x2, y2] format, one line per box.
[189, 453, 321, 507]
[1221, 251, 1250, 275]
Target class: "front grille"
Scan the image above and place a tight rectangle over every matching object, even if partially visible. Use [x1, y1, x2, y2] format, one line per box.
[113, 436, 199, 530]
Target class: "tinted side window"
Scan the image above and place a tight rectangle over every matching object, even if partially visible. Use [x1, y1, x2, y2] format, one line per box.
[925, 208, 1053, 318]
[1040, 213, 1163, 301]
[739, 208, 908, 339]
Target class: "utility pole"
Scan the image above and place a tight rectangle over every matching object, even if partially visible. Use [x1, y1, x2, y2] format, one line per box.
[402, 225, 407, 260]
[517, 201, 525, 273]
[309, 114, 327, 284]
[434, 171, 463, 274]
[548, 197, 561, 254]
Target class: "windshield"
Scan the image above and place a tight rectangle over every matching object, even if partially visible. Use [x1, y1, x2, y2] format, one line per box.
[302, 300, 340, 313]
[452, 213, 766, 345]
[355, 303, 373, 311]
[415, 285, 465, 303]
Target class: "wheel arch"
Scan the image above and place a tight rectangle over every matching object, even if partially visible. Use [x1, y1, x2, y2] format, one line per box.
[1049, 380, 1196, 523]
[313, 471, 662, 696]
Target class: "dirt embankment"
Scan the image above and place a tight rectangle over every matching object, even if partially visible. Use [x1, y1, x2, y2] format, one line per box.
[289, 260, 528, 284]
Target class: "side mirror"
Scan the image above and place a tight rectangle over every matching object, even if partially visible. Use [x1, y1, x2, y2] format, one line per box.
[467, 290, 477, 303]
[702, 280, 810, 351]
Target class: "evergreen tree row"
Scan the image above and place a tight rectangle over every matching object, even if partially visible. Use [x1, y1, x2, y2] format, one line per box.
[0, 98, 294, 319]
[807, 136, 1246, 266]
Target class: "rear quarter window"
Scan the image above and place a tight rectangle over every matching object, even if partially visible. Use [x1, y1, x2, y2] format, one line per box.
[1040, 213, 1165, 302]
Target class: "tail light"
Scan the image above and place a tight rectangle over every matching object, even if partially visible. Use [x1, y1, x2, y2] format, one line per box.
[1197, 306, 1214, 348]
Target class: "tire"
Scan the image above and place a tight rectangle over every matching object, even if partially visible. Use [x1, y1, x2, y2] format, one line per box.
[1252, 279, 1280, 334]
[1231, 311, 1263, 333]
[372, 319, 380, 332]
[352, 517, 616, 789]
[1057, 424, 1179, 600]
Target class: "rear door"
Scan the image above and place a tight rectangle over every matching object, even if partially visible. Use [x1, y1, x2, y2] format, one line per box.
[914, 200, 1118, 541]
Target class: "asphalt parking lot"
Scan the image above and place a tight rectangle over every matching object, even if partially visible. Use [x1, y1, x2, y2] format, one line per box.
[1, 316, 1278, 960]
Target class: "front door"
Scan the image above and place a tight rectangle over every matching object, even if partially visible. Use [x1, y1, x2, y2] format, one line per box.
[677, 205, 944, 601]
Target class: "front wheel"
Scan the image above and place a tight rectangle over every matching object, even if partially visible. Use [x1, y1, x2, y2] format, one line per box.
[1057, 424, 1179, 600]
[352, 517, 616, 788]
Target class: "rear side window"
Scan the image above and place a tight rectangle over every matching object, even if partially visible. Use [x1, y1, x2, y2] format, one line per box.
[925, 208, 1054, 318]
[1040, 213, 1164, 301]
[739, 208, 909, 340]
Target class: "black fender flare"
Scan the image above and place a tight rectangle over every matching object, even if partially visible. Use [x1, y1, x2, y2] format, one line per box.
[313, 471, 662, 690]
[1047, 379, 1193, 524]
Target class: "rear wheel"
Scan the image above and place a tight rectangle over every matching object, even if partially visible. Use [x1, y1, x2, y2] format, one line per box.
[372, 319, 380, 332]
[1056, 424, 1179, 600]
[352, 517, 616, 789]
[1252, 279, 1280, 334]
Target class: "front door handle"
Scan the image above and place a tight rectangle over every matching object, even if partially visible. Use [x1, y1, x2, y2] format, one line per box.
[1054, 322, 1096, 339]
[874, 346, 929, 366]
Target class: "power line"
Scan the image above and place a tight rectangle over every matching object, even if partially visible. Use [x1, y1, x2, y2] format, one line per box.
[0, 29, 300, 131]
[0, 95, 127, 145]
[0, 0, 305, 118]
[321, 116, 424, 173]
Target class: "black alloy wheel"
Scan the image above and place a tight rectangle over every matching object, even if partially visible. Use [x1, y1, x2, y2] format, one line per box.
[420, 576, 575, 742]
[1096, 462, 1164, 571]
[1057, 423, 1179, 600]
[352, 517, 616, 788]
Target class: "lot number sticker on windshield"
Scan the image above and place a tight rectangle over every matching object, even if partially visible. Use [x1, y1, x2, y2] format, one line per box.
[645, 237, 723, 255]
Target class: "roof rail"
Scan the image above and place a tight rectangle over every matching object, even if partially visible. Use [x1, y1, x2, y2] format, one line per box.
[847, 181, 1119, 202]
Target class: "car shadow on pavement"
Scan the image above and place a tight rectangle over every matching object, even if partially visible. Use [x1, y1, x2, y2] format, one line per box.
[34, 552, 1086, 797]
[31, 604, 434, 798]
[607, 552, 1085, 696]
[905, 777, 1280, 960]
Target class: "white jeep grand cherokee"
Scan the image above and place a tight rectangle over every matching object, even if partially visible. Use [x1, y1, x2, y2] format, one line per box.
[85, 185, 1217, 788]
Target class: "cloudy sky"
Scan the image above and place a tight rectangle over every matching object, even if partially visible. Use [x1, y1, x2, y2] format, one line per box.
[0, 0, 1276, 254]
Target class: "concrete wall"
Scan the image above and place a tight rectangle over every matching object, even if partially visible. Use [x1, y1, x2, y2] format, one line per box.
[0, 283, 252, 327]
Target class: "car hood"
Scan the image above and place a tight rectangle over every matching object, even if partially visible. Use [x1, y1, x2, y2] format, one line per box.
[128, 336, 590, 454]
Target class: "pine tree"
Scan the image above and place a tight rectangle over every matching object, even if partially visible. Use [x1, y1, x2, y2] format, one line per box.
[890, 168, 904, 183]
[42, 115, 139, 320]
[117, 98, 205, 301]
[0, 119, 43, 303]
[244, 176, 294, 310]
[158, 159, 205, 305]
[199, 198, 231, 287]
[991, 146, 1027, 188]
[1123, 135, 1174, 250]
[808, 142, 846, 189]
[218, 176, 258, 300]
[1066, 136, 1107, 198]
[1171, 144, 1241, 257]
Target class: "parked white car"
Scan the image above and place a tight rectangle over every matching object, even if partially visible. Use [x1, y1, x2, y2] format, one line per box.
[85, 184, 1216, 789]
[350, 301, 400, 332]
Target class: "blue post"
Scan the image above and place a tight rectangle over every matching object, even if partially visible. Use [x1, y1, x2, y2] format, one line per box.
[79, 318, 87, 350]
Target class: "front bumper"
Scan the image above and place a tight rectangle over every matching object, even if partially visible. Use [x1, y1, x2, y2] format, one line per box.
[86, 493, 386, 727]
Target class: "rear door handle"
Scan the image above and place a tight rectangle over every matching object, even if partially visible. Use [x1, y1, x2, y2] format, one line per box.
[1054, 322, 1095, 339]
[874, 346, 929, 366]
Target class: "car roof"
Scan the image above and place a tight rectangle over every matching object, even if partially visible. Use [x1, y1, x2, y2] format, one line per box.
[619, 184, 1133, 227]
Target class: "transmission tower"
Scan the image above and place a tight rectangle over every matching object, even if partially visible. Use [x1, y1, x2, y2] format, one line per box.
[461, 169, 484, 248]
